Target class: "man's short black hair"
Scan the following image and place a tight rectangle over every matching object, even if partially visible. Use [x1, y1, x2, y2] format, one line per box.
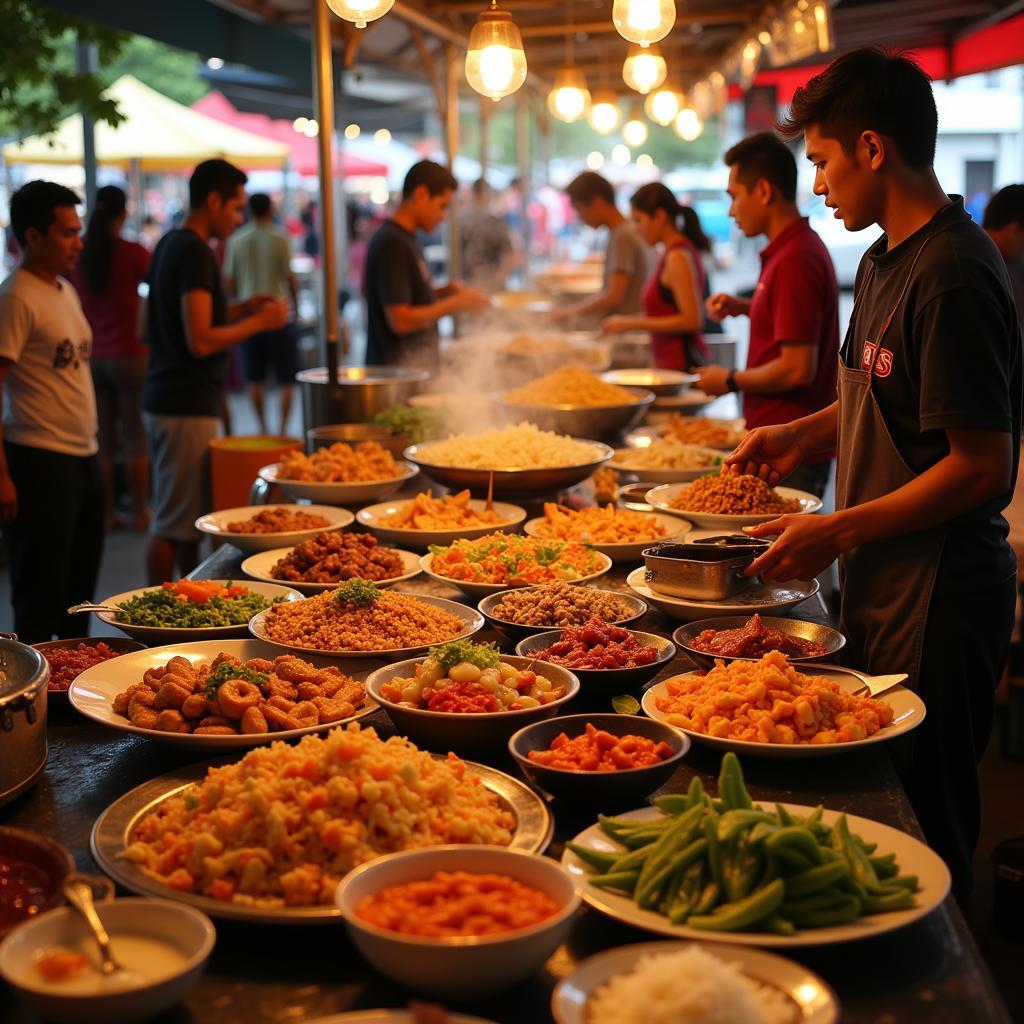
[402, 160, 458, 200]
[777, 47, 937, 170]
[249, 193, 272, 218]
[189, 158, 247, 210]
[9, 180, 80, 246]
[984, 185, 1024, 231]
[566, 171, 615, 207]
[723, 133, 797, 202]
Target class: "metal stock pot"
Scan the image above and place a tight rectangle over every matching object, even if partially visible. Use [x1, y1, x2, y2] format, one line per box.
[0, 634, 49, 807]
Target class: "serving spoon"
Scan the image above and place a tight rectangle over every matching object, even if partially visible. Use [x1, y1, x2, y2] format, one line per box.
[66, 603, 119, 616]
[809, 663, 909, 698]
[62, 879, 143, 986]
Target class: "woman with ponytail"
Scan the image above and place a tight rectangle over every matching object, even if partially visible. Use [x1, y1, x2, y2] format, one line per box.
[71, 185, 151, 529]
[601, 182, 706, 370]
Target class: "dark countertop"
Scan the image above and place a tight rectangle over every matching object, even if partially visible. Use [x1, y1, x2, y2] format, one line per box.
[1, 540, 1011, 1024]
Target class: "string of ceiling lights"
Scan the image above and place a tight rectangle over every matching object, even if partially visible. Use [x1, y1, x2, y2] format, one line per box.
[323, 0, 835, 145]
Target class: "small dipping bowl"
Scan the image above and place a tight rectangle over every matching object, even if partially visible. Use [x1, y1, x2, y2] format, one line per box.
[335, 845, 579, 999]
[0, 897, 215, 1024]
[509, 713, 689, 806]
[0, 829, 77, 940]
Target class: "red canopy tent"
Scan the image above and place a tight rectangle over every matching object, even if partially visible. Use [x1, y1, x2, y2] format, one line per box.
[192, 91, 387, 178]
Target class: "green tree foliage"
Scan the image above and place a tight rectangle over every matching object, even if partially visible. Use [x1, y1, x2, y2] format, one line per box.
[0, 1, 125, 138]
[104, 35, 209, 107]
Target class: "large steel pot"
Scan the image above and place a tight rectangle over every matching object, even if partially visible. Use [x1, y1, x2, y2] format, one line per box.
[0, 634, 49, 807]
[298, 366, 430, 434]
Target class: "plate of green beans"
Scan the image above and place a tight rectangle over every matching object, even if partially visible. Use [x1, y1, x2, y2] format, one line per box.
[561, 752, 951, 947]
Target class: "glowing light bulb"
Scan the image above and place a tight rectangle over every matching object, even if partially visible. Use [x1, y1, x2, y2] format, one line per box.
[547, 65, 591, 123]
[673, 107, 703, 142]
[622, 117, 648, 148]
[644, 83, 681, 126]
[303, 119, 319, 138]
[374, 128, 391, 144]
[465, 3, 528, 101]
[612, 0, 675, 47]
[612, 144, 631, 166]
[293, 117, 309, 134]
[622, 44, 667, 94]
[586, 151, 605, 170]
[325, 0, 395, 29]
[344, 123, 361, 140]
[588, 90, 620, 134]
[636, 153, 654, 169]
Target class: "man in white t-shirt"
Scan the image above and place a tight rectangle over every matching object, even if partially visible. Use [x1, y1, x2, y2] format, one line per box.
[0, 181, 103, 642]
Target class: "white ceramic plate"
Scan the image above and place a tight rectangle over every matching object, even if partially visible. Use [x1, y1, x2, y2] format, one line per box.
[563, 802, 951, 947]
[522, 512, 690, 564]
[650, 389, 715, 413]
[356, 497, 528, 549]
[646, 482, 823, 528]
[626, 567, 820, 622]
[627, 419, 747, 453]
[258, 460, 419, 505]
[642, 666, 926, 758]
[69, 639, 379, 750]
[607, 446, 724, 483]
[600, 368, 699, 395]
[92, 581, 303, 644]
[551, 940, 838, 1024]
[240, 547, 422, 594]
[194, 504, 354, 553]
[248, 593, 485, 659]
[419, 551, 613, 598]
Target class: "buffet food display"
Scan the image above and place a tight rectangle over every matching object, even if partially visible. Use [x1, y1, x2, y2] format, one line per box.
[504, 366, 638, 408]
[41, 642, 122, 692]
[613, 437, 723, 472]
[529, 618, 661, 671]
[376, 489, 511, 531]
[225, 508, 332, 533]
[664, 474, 802, 517]
[489, 583, 642, 628]
[412, 422, 602, 470]
[689, 614, 830, 660]
[269, 532, 406, 584]
[528, 503, 670, 545]
[113, 580, 281, 628]
[661, 415, 747, 449]
[277, 440, 401, 482]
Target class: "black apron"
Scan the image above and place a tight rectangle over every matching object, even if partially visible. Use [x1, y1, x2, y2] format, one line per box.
[836, 238, 944, 690]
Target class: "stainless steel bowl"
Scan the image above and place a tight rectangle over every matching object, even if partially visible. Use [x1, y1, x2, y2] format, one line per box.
[600, 368, 698, 397]
[306, 422, 409, 457]
[403, 440, 614, 498]
[673, 616, 846, 671]
[0, 636, 49, 807]
[498, 388, 655, 441]
[642, 539, 770, 601]
[298, 366, 430, 428]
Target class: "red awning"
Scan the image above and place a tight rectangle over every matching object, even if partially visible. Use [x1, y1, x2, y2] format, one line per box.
[192, 92, 388, 178]
[738, 12, 1024, 105]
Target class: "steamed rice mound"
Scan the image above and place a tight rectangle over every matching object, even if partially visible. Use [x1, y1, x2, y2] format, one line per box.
[124, 723, 516, 907]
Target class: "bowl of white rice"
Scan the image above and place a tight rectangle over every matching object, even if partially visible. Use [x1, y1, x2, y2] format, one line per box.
[551, 942, 837, 1024]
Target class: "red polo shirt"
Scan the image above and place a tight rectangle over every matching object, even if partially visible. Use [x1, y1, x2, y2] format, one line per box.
[744, 217, 839, 462]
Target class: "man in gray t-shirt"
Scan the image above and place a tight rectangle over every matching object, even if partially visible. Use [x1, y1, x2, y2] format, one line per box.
[553, 171, 652, 326]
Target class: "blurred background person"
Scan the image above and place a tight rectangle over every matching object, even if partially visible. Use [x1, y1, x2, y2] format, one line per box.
[680, 204, 723, 336]
[460, 179, 515, 292]
[71, 185, 150, 530]
[554, 171, 651, 326]
[224, 193, 299, 435]
[601, 182, 706, 370]
[696, 132, 839, 499]
[983, 184, 1024, 324]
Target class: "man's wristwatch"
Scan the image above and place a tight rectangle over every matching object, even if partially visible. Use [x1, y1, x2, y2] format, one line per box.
[726, 370, 739, 393]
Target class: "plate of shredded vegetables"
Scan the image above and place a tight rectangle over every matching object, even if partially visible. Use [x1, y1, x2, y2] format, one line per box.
[420, 533, 612, 598]
[91, 579, 303, 643]
[523, 503, 689, 563]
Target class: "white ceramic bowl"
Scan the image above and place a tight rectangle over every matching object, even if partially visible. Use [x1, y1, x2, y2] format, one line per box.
[645, 482, 823, 529]
[607, 446, 724, 484]
[194, 504, 354, 553]
[240, 546, 422, 594]
[522, 512, 689, 564]
[0, 897, 215, 1024]
[365, 655, 579, 755]
[335, 845, 579, 999]
[258, 460, 419, 505]
[420, 551, 613, 598]
[356, 498, 528, 550]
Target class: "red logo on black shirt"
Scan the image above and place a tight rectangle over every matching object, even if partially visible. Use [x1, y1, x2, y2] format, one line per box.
[862, 340, 893, 378]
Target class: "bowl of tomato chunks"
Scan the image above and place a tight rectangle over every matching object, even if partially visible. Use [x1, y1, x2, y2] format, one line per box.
[514, 617, 676, 693]
[508, 713, 689, 807]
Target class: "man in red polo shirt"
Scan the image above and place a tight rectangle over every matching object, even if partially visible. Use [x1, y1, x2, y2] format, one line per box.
[696, 132, 839, 497]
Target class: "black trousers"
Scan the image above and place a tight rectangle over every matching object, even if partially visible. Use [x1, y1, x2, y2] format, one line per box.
[2, 442, 105, 643]
[891, 577, 1016, 900]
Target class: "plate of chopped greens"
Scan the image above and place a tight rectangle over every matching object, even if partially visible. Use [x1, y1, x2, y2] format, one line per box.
[85, 579, 304, 644]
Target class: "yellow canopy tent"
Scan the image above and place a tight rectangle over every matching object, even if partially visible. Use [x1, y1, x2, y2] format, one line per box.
[2, 75, 289, 171]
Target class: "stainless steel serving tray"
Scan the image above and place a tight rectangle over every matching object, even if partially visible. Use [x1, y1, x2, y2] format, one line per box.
[642, 539, 770, 601]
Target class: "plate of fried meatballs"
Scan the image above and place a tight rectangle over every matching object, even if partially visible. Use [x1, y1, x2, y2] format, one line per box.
[68, 639, 379, 749]
[240, 531, 422, 594]
[194, 504, 355, 553]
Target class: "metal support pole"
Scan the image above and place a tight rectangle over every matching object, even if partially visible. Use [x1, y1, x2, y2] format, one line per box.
[334, 64, 350, 357]
[76, 37, 98, 213]
[479, 93, 491, 181]
[445, 42, 461, 285]
[312, 0, 340, 383]
[515, 89, 531, 284]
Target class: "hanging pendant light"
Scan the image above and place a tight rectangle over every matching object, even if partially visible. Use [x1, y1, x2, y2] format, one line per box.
[547, 0, 591, 123]
[622, 43, 667, 94]
[588, 89, 621, 134]
[325, 0, 395, 30]
[465, 1, 528, 101]
[611, 0, 675, 48]
[673, 105, 704, 142]
[644, 80, 682, 126]
[622, 110, 649, 147]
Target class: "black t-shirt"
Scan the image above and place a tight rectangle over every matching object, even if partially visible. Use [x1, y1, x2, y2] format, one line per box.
[363, 220, 437, 368]
[842, 197, 1022, 594]
[142, 228, 228, 417]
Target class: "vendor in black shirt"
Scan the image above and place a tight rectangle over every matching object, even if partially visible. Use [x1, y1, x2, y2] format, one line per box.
[363, 161, 489, 372]
[726, 49, 1022, 899]
[142, 159, 287, 583]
